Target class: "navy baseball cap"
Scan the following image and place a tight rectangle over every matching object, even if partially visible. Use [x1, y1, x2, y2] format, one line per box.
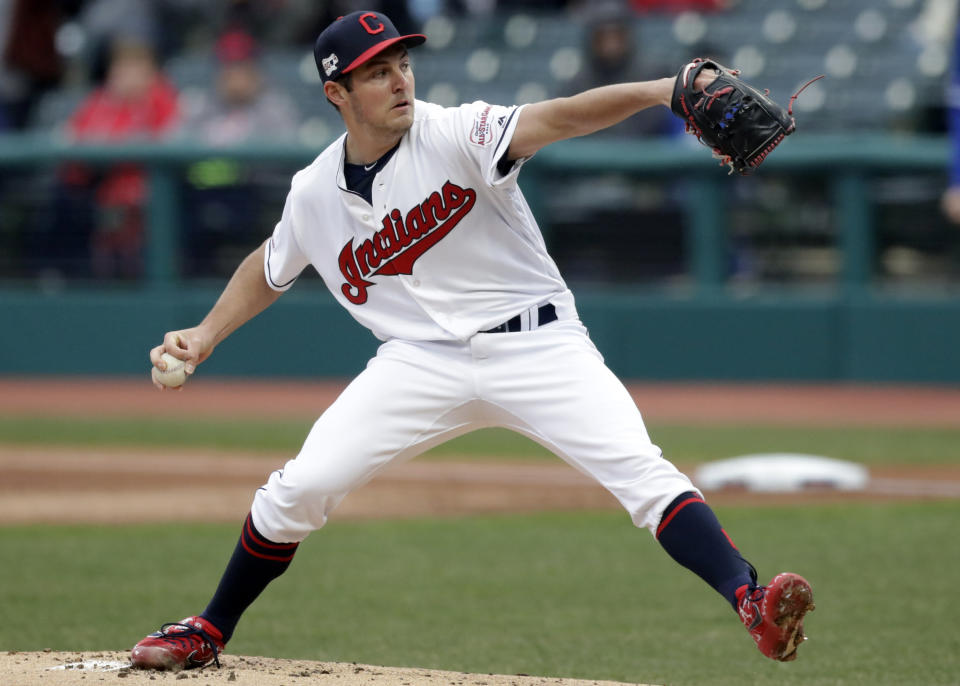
[314, 11, 426, 83]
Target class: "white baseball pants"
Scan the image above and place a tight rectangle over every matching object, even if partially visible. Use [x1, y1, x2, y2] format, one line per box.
[251, 319, 698, 543]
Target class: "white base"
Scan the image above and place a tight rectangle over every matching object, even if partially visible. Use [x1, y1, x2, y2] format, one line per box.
[694, 453, 869, 492]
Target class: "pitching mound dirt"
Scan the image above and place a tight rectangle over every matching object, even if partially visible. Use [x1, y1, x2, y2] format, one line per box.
[2, 652, 657, 686]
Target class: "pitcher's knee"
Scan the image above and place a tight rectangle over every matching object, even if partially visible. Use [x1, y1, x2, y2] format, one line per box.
[251, 485, 343, 542]
[250, 463, 357, 542]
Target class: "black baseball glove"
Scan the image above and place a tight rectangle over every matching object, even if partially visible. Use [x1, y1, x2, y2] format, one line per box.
[671, 58, 822, 175]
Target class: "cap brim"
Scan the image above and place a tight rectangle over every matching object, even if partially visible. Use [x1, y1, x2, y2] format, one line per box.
[342, 34, 426, 74]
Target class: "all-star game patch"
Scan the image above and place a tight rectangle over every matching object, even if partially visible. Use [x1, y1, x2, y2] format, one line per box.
[469, 105, 494, 147]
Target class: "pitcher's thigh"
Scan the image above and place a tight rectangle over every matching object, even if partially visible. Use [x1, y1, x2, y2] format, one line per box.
[252, 345, 473, 541]
[491, 333, 697, 532]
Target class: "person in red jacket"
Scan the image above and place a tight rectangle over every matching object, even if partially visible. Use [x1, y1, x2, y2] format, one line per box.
[62, 39, 179, 279]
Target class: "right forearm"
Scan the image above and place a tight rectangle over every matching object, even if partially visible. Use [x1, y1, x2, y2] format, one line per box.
[199, 241, 282, 347]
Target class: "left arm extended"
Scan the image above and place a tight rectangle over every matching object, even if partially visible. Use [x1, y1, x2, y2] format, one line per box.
[507, 78, 674, 160]
[508, 68, 717, 160]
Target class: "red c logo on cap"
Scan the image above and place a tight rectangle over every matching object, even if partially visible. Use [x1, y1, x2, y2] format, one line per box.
[358, 12, 385, 35]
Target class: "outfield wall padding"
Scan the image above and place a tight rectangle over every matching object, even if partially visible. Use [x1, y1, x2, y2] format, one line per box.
[3, 290, 957, 383]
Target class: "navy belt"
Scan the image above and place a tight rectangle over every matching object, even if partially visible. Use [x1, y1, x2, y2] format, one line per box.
[482, 303, 557, 334]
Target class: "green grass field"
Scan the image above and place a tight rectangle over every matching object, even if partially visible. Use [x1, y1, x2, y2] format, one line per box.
[2, 416, 958, 684]
[1, 415, 958, 465]
[2, 505, 959, 685]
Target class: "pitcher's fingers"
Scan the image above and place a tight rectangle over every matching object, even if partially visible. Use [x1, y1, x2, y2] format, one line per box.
[149, 345, 168, 369]
[151, 366, 166, 391]
[163, 331, 191, 359]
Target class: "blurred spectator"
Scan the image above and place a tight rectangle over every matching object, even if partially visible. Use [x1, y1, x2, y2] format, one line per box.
[545, 3, 687, 285]
[75, 0, 208, 85]
[51, 39, 179, 279]
[210, 0, 343, 47]
[561, 2, 676, 138]
[178, 29, 301, 276]
[0, 0, 76, 131]
[942, 20, 960, 224]
[180, 30, 299, 145]
[67, 40, 178, 142]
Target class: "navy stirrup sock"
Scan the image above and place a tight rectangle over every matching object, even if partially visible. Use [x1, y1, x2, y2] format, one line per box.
[201, 513, 299, 642]
[656, 491, 756, 610]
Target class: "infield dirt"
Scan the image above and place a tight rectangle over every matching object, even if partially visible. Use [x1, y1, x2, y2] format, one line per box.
[1, 652, 659, 686]
[2, 379, 959, 526]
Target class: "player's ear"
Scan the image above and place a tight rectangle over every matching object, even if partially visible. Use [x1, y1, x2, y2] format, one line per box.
[324, 80, 348, 109]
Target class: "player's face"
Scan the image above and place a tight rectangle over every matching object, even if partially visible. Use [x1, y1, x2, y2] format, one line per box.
[344, 46, 415, 137]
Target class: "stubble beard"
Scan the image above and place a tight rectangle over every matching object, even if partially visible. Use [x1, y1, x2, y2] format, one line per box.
[350, 98, 415, 144]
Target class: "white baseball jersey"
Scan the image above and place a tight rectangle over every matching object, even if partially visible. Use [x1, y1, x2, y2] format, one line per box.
[264, 99, 576, 341]
[251, 98, 699, 544]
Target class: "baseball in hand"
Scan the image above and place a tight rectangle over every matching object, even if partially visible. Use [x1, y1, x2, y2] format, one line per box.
[154, 352, 188, 388]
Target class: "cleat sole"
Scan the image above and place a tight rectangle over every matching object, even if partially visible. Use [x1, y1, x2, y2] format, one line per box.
[772, 577, 815, 661]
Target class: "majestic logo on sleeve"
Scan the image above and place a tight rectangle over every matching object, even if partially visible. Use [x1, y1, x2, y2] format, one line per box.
[339, 180, 477, 304]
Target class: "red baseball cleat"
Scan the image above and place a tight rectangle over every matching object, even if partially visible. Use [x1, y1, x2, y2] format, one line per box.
[130, 616, 224, 671]
[736, 573, 815, 661]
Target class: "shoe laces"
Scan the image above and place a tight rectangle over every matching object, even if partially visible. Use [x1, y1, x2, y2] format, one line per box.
[744, 559, 758, 587]
[158, 622, 221, 669]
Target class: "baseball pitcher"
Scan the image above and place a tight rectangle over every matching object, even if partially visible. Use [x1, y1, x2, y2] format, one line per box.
[133, 10, 813, 672]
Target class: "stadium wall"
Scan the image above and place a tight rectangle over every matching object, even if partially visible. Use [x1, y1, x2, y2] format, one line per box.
[3, 289, 958, 382]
